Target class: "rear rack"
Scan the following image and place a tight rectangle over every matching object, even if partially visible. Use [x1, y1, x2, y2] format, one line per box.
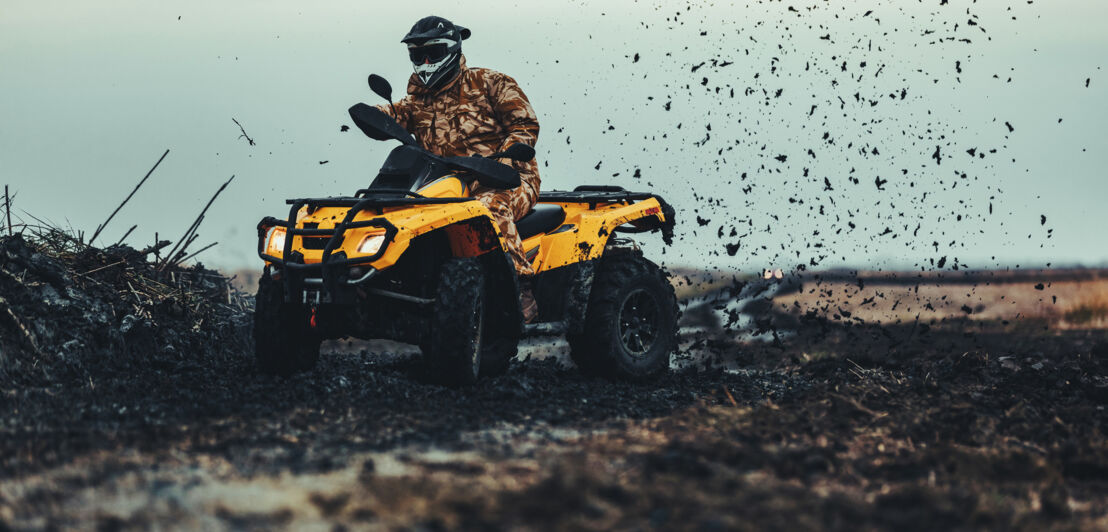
[285, 194, 474, 209]
[538, 186, 676, 244]
[538, 185, 657, 205]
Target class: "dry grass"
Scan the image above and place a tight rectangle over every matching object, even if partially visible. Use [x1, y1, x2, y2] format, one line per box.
[773, 272, 1108, 330]
[1059, 282, 1108, 328]
[667, 267, 741, 300]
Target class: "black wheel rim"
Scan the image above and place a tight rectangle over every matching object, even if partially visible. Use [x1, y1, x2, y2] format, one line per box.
[618, 288, 659, 357]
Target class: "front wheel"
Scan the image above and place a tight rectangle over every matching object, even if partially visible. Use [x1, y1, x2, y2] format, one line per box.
[568, 251, 678, 381]
[479, 337, 517, 377]
[421, 258, 486, 386]
[254, 273, 321, 376]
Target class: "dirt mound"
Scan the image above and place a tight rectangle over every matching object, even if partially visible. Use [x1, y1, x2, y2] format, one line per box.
[0, 233, 250, 385]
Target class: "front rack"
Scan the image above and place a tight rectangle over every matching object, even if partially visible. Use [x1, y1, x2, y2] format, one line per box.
[257, 194, 474, 303]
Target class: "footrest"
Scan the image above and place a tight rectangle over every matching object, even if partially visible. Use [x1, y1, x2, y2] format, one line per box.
[522, 321, 567, 337]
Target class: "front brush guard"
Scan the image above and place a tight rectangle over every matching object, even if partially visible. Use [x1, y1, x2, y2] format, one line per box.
[257, 194, 472, 304]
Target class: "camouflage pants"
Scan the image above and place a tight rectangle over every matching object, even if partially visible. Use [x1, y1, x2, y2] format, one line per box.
[474, 179, 538, 277]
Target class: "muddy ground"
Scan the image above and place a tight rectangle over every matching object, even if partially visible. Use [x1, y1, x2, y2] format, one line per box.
[3, 296, 1107, 530]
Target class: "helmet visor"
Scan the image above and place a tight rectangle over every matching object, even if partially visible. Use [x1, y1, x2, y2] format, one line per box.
[408, 43, 450, 65]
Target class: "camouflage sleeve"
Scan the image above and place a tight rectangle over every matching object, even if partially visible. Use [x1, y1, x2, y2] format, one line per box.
[486, 71, 540, 152]
[374, 97, 414, 131]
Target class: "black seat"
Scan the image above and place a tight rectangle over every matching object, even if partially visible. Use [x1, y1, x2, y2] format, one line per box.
[516, 204, 566, 240]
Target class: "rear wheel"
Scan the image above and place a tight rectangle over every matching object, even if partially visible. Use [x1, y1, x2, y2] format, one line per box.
[422, 258, 486, 385]
[568, 250, 677, 380]
[254, 272, 321, 376]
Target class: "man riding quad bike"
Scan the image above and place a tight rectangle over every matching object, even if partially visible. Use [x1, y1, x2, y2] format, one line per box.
[254, 17, 678, 385]
[384, 16, 545, 322]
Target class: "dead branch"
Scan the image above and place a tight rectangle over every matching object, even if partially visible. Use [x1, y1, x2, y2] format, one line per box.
[18, 210, 56, 233]
[160, 217, 203, 272]
[77, 260, 127, 277]
[139, 240, 172, 257]
[166, 233, 200, 267]
[125, 280, 145, 306]
[721, 385, 739, 407]
[158, 175, 234, 272]
[0, 295, 45, 358]
[232, 118, 255, 146]
[89, 149, 169, 245]
[4, 185, 11, 236]
[175, 242, 218, 266]
[114, 225, 138, 247]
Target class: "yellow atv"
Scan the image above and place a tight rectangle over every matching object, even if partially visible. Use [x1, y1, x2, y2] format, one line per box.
[253, 75, 677, 385]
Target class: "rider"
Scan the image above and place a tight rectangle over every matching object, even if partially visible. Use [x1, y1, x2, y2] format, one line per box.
[376, 15, 540, 323]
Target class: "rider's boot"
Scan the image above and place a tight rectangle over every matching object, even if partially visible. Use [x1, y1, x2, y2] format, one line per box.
[519, 277, 538, 324]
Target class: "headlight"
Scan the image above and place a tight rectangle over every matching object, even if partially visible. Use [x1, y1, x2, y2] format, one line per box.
[265, 226, 287, 256]
[357, 234, 386, 255]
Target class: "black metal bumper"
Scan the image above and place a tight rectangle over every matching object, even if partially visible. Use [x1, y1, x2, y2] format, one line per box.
[257, 194, 474, 304]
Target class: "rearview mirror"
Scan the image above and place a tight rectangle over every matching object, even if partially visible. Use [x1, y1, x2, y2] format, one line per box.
[489, 143, 536, 162]
[367, 74, 393, 103]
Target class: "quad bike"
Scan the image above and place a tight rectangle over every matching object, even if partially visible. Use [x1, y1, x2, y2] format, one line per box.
[253, 74, 678, 385]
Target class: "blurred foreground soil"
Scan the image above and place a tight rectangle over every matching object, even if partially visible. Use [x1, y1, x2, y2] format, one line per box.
[2, 257, 1107, 530]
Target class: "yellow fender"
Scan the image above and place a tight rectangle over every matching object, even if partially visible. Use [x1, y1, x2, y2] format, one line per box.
[284, 200, 505, 271]
[529, 197, 669, 273]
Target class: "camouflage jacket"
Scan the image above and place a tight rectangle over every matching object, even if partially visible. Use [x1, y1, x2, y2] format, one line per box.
[377, 56, 540, 196]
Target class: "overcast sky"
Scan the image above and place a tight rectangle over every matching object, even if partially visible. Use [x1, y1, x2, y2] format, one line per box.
[1, 0, 1105, 273]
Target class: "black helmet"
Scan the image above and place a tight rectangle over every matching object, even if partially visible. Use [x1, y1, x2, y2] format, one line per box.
[402, 16, 470, 90]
